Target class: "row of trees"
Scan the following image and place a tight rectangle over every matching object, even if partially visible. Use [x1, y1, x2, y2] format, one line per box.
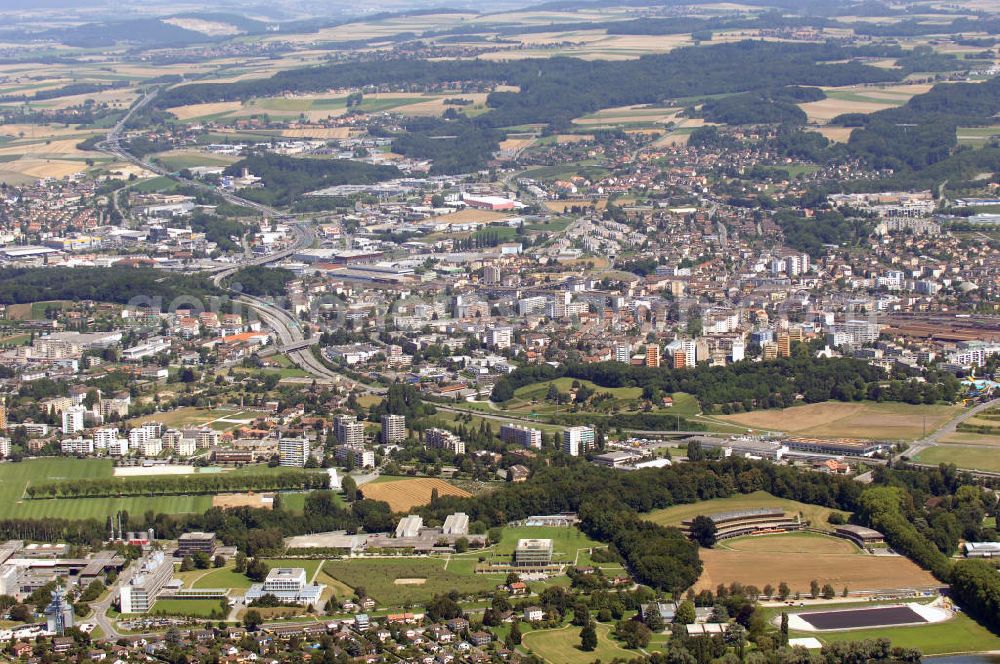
[25, 469, 329, 500]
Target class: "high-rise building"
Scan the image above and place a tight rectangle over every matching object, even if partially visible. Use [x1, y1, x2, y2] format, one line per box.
[279, 438, 310, 467]
[0, 401, 6, 430]
[562, 426, 595, 457]
[334, 415, 365, 446]
[500, 423, 542, 449]
[119, 551, 172, 613]
[483, 266, 501, 285]
[381, 414, 406, 444]
[62, 406, 86, 435]
[614, 343, 630, 363]
[486, 326, 512, 349]
[777, 333, 791, 358]
[425, 428, 465, 455]
[645, 345, 661, 368]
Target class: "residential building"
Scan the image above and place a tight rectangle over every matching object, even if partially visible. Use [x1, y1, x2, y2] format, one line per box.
[381, 414, 406, 444]
[562, 426, 595, 457]
[62, 406, 86, 435]
[279, 437, 310, 467]
[500, 423, 542, 449]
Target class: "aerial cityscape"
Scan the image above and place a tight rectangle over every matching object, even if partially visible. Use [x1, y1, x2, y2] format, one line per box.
[0, 0, 998, 661]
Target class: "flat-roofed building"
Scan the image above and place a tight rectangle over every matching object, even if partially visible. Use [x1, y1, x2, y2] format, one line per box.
[279, 437, 310, 467]
[500, 423, 541, 449]
[177, 532, 216, 557]
[381, 414, 406, 444]
[514, 538, 553, 566]
[119, 551, 172, 613]
[245, 567, 324, 606]
[783, 437, 887, 457]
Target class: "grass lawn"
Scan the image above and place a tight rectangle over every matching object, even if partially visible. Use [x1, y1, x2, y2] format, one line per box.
[513, 377, 642, 404]
[718, 401, 963, 440]
[492, 526, 604, 563]
[128, 406, 241, 430]
[322, 558, 498, 606]
[522, 622, 638, 664]
[193, 566, 254, 590]
[0, 458, 212, 520]
[914, 445, 1000, 472]
[644, 490, 849, 531]
[150, 598, 227, 618]
[801, 611, 1000, 655]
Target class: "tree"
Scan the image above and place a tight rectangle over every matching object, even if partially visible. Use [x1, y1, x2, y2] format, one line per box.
[689, 515, 717, 548]
[810, 579, 820, 598]
[580, 621, 598, 651]
[234, 552, 247, 573]
[687, 439, 706, 462]
[505, 620, 522, 648]
[193, 552, 211, 569]
[778, 581, 790, 600]
[213, 555, 226, 568]
[673, 600, 696, 625]
[244, 609, 263, 631]
[246, 558, 269, 582]
[341, 476, 358, 502]
[572, 602, 590, 627]
[780, 612, 789, 645]
[179, 556, 195, 572]
[821, 583, 836, 599]
[9, 603, 32, 622]
[454, 537, 469, 553]
[617, 619, 651, 649]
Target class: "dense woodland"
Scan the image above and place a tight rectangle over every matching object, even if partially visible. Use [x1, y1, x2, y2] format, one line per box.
[228, 266, 296, 297]
[223, 153, 401, 206]
[492, 354, 959, 413]
[0, 267, 224, 311]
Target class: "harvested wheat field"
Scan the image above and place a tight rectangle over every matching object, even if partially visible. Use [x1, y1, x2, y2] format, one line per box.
[280, 127, 354, 139]
[213, 493, 273, 509]
[360, 478, 470, 512]
[812, 126, 855, 143]
[427, 208, 514, 225]
[499, 137, 535, 152]
[167, 101, 245, 120]
[718, 401, 962, 440]
[696, 533, 937, 594]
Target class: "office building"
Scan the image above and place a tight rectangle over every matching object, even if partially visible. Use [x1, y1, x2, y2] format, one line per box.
[245, 568, 325, 607]
[562, 426, 595, 457]
[177, 532, 217, 557]
[119, 551, 172, 613]
[279, 437, 310, 467]
[514, 538, 553, 566]
[381, 414, 406, 443]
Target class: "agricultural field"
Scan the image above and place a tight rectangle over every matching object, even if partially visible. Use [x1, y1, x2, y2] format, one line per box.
[717, 401, 963, 440]
[153, 150, 240, 171]
[572, 103, 680, 128]
[359, 478, 471, 512]
[128, 406, 258, 431]
[695, 532, 937, 594]
[522, 622, 639, 664]
[914, 445, 1000, 472]
[644, 490, 850, 532]
[798, 83, 934, 124]
[322, 558, 497, 606]
[957, 125, 1000, 146]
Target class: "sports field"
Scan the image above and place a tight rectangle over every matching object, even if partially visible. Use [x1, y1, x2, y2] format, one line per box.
[0, 458, 212, 520]
[644, 490, 850, 532]
[800, 610, 1000, 655]
[522, 622, 637, 664]
[359, 478, 471, 512]
[322, 558, 497, 605]
[695, 532, 937, 594]
[718, 401, 963, 440]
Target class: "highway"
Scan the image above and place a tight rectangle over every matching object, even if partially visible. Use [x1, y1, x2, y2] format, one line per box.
[97, 90, 377, 391]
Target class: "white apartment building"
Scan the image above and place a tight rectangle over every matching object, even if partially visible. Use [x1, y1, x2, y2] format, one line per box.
[381, 414, 406, 444]
[279, 438, 310, 467]
[62, 406, 86, 435]
[562, 426, 595, 457]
